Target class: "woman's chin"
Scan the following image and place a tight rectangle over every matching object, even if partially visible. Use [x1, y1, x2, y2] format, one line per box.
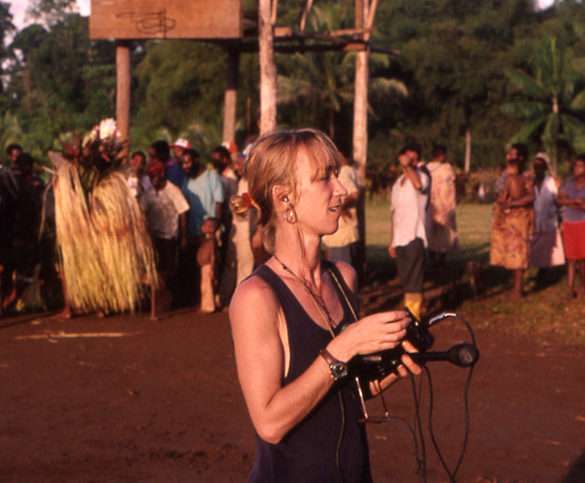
[321, 222, 340, 236]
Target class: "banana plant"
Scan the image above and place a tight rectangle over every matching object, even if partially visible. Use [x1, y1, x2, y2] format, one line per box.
[502, 36, 585, 173]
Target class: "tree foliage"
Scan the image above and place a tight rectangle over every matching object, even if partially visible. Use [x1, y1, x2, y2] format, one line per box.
[1, 0, 585, 174]
[502, 36, 585, 173]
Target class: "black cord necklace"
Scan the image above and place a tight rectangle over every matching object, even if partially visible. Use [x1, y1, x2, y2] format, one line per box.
[273, 254, 337, 337]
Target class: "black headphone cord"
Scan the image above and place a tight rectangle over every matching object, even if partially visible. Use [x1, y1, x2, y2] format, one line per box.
[424, 315, 477, 482]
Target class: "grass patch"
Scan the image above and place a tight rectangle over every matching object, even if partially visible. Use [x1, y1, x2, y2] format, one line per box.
[365, 198, 492, 265]
[364, 198, 585, 345]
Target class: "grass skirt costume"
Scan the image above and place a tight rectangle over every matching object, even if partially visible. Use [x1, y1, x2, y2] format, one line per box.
[50, 119, 158, 314]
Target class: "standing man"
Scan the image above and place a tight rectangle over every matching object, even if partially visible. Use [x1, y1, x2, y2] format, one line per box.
[5, 144, 23, 168]
[142, 160, 190, 310]
[322, 156, 360, 266]
[388, 146, 430, 319]
[426, 144, 459, 267]
[168, 138, 192, 187]
[211, 145, 239, 307]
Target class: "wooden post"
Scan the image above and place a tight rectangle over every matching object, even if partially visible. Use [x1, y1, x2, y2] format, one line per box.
[353, 0, 369, 184]
[223, 48, 240, 144]
[116, 40, 131, 151]
[259, 0, 277, 134]
[353, 0, 369, 283]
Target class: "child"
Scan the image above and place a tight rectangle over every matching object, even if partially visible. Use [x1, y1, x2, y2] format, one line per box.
[197, 217, 218, 313]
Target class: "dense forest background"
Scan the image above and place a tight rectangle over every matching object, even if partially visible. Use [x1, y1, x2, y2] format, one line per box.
[2, 0, 585, 176]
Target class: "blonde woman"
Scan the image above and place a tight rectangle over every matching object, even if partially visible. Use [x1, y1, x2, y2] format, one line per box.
[229, 129, 420, 482]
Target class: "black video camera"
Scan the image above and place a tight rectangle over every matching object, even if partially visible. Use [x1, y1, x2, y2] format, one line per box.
[351, 311, 479, 382]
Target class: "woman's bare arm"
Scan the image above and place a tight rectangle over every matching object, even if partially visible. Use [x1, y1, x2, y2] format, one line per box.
[230, 273, 410, 444]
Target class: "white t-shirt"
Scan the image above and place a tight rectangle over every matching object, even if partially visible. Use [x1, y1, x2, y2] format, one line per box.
[390, 169, 430, 248]
[533, 175, 559, 232]
[322, 165, 360, 247]
[142, 182, 190, 239]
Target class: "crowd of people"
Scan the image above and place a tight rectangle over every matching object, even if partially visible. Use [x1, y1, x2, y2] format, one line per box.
[387, 140, 585, 310]
[490, 144, 585, 299]
[1, 133, 585, 317]
[0, 137, 273, 316]
[122, 138, 272, 314]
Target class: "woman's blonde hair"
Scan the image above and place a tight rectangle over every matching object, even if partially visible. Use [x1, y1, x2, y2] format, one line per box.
[245, 129, 344, 250]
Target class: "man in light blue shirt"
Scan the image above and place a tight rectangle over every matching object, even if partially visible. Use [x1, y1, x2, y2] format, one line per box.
[181, 150, 224, 237]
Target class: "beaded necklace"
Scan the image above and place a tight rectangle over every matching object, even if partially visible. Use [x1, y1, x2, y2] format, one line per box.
[273, 254, 337, 338]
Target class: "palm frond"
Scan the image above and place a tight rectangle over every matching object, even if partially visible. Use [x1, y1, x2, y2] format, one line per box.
[505, 68, 548, 100]
[370, 77, 409, 98]
[508, 115, 548, 144]
[500, 100, 547, 119]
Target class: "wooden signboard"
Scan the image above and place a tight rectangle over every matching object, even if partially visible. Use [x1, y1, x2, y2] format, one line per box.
[90, 0, 243, 40]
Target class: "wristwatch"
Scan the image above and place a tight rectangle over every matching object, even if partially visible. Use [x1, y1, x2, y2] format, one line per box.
[320, 348, 349, 382]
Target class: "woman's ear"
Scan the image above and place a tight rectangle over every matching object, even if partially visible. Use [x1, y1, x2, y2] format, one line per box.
[272, 185, 292, 213]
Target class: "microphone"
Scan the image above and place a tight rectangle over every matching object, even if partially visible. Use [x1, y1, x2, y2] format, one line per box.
[409, 343, 479, 368]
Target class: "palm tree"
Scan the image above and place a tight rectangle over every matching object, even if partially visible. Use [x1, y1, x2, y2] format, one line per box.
[502, 36, 585, 173]
[277, 5, 407, 140]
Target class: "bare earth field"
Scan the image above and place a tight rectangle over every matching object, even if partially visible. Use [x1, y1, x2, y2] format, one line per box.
[1, 300, 584, 483]
[2, 202, 584, 482]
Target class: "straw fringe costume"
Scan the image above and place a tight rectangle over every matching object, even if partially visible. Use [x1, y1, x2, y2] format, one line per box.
[50, 121, 158, 314]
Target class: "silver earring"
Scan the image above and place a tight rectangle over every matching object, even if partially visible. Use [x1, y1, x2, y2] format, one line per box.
[283, 196, 289, 203]
[286, 208, 297, 224]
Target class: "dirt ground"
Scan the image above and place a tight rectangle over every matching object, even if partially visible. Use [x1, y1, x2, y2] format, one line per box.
[1, 296, 584, 483]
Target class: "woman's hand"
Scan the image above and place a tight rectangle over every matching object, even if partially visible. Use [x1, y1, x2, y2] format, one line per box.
[326, 310, 411, 363]
[369, 340, 423, 396]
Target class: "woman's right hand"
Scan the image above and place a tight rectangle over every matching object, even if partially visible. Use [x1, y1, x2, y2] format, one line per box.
[326, 310, 411, 363]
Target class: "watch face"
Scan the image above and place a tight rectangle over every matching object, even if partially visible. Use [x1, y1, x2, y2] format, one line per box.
[331, 362, 348, 380]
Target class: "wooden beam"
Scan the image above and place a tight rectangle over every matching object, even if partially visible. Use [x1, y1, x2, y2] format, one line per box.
[271, 0, 279, 25]
[365, 0, 380, 39]
[299, 0, 314, 33]
[353, 0, 369, 280]
[274, 25, 293, 37]
[222, 48, 239, 144]
[226, 36, 397, 55]
[259, 0, 277, 133]
[329, 28, 364, 37]
[353, 0, 368, 183]
[115, 40, 131, 152]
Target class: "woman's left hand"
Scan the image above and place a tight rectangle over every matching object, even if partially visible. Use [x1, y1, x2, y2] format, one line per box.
[369, 340, 423, 396]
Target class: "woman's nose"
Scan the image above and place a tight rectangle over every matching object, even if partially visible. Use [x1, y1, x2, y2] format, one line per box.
[333, 177, 347, 197]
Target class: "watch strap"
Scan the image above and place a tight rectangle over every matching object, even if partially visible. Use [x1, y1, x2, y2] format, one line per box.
[319, 348, 348, 381]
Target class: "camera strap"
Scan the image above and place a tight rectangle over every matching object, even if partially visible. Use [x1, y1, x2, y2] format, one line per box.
[325, 263, 373, 419]
[325, 264, 359, 323]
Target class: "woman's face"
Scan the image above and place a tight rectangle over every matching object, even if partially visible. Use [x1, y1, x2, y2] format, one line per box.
[291, 148, 347, 237]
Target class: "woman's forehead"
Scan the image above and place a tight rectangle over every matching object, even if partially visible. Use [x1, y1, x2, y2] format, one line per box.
[295, 145, 337, 175]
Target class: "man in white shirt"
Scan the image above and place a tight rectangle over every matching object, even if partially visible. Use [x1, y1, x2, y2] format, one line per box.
[388, 146, 430, 319]
[142, 160, 190, 307]
[322, 157, 360, 265]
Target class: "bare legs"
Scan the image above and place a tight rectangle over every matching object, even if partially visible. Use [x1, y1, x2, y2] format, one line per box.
[512, 269, 524, 299]
[567, 260, 585, 297]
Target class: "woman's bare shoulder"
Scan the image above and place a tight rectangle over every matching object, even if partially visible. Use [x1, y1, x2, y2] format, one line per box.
[332, 260, 358, 292]
[229, 274, 280, 326]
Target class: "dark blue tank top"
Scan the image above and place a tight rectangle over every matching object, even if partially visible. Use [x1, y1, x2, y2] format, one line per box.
[249, 262, 372, 483]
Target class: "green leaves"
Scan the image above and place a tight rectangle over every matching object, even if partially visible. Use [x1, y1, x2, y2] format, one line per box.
[502, 35, 585, 172]
[505, 69, 548, 100]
